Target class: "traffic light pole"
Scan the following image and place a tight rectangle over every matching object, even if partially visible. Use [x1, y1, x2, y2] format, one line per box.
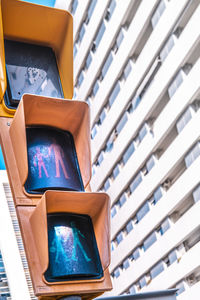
[59, 296, 81, 300]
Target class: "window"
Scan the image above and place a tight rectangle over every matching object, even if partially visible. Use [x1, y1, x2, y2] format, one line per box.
[116, 232, 123, 245]
[78, 24, 86, 44]
[129, 285, 137, 295]
[123, 258, 130, 270]
[153, 186, 163, 204]
[119, 193, 128, 207]
[132, 248, 140, 260]
[104, 178, 111, 191]
[93, 21, 106, 51]
[123, 59, 133, 80]
[150, 261, 165, 279]
[160, 218, 171, 235]
[99, 107, 107, 124]
[73, 44, 78, 58]
[109, 82, 120, 107]
[136, 202, 150, 222]
[138, 123, 149, 142]
[193, 184, 200, 203]
[176, 280, 188, 295]
[77, 71, 84, 87]
[143, 231, 157, 251]
[71, 0, 78, 15]
[130, 172, 143, 194]
[91, 124, 97, 139]
[139, 276, 147, 289]
[113, 164, 120, 179]
[111, 241, 116, 252]
[86, 0, 97, 24]
[105, 0, 116, 21]
[106, 134, 115, 152]
[114, 267, 121, 278]
[132, 95, 142, 111]
[123, 142, 135, 164]
[146, 155, 156, 172]
[168, 249, 178, 265]
[160, 35, 176, 62]
[151, 0, 166, 29]
[92, 165, 96, 176]
[168, 70, 185, 98]
[85, 53, 92, 70]
[176, 106, 193, 133]
[97, 151, 104, 165]
[185, 142, 200, 168]
[102, 52, 113, 79]
[116, 112, 128, 135]
[126, 220, 134, 234]
[114, 28, 125, 52]
[92, 80, 99, 97]
[111, 205, 117, 218]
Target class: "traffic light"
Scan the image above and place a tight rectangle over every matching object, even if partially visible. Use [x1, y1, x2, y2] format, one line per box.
[0, 1, 113, 299]
[0, 0, 73, 117]
[0, 94, 91, 205]
[16, 190, 112, 299]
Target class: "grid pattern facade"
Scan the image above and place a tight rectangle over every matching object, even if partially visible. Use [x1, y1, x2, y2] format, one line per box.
[68, 0, 200, 298]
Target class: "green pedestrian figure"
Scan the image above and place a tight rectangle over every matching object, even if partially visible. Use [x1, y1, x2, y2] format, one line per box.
[70, 221, 91, 262]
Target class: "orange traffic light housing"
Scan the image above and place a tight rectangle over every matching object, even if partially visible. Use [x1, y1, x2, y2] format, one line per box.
[0, 94, 91, 205]
[17, 190, 112, 299]
[0, 0, 73, 117]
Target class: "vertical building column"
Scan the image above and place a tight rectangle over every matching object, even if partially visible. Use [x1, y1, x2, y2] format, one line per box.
[0, 171, 31, 300]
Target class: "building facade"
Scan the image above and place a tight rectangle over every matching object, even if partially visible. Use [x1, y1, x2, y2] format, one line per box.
[68, 0, 200, 298]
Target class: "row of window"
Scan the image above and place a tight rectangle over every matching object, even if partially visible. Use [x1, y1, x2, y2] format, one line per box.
[5, 183, 37, 300]
[112, 183, 200, 294]
[91, 0, 189, 167]
[111, 115, 200, 250]
[90, 0, 170, 135]
[111, 185, 165, 250]
[74, 0, 117, 89]
[0, 253, 10, 298]
[93, 54, 194, 191]
[107, 100, 199, 230]
[111, 216, 172, 280]
[100, 122, 153, 192]
[111, 137, 200, 252]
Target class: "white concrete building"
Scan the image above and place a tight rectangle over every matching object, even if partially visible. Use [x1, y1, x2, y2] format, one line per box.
[68, 0, 200, 298]
[1, 0, 200, 299]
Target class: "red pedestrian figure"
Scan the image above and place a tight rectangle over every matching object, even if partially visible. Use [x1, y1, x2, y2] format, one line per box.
[33, 147, 49, 178]
[49, 140, 69, 179]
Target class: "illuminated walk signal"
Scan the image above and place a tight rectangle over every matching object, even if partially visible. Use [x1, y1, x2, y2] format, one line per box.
[0, 94, 91, 205]
[17, 190, 112, 298]
[0, 0, 73, 117]
[25, 126, 84, 194]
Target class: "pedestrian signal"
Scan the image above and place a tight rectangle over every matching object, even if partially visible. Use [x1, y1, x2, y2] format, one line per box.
[0, 94, 91, 205]
[16, 190, 112, 298]
[45, 213, 103, 282]
[0, 0, 73, 117]
[25, 126, 84, 193]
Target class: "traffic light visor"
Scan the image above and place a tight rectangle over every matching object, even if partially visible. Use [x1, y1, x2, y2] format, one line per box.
[0, 0, 73, 116]
[9, 94, 91, 195]
[30, 191, 111, 283]
[16, 191, 112, 297]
